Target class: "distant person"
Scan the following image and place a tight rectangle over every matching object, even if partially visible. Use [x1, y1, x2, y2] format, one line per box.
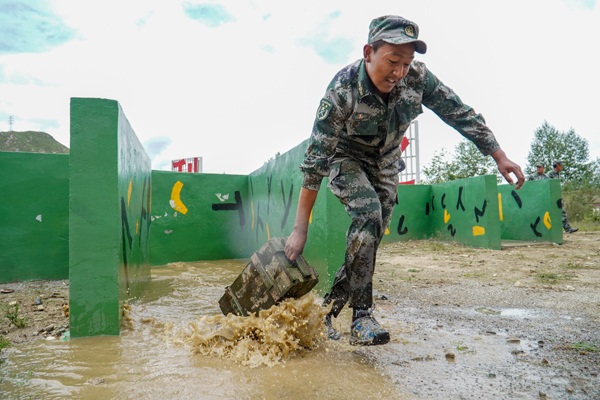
[548, 160, 578, 233]
[527, 162, 549, 181]
[284, 15, 524, 346]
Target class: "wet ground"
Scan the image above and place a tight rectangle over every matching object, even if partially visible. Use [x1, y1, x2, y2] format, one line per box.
[1, 232, 599, 399]
[0, 261, 403, 400]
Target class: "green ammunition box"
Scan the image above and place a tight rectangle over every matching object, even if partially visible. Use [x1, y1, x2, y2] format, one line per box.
[219, 237, 319, 316]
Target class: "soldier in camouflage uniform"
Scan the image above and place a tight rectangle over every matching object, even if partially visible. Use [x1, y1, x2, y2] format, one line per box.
[284, 15, 525, 346]
[548, 160, 578, 233]
[527, 162, 549, 181]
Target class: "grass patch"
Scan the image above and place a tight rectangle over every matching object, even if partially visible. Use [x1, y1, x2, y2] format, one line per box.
[536, 272, 574, 284]
[571, 220, 600, 232]
[564, 262, 584, 269]
[570, 341, 600, 352]
[1, 302, 29, 328]
[0, 335, 10, 350]
[407, 269, 421, 273]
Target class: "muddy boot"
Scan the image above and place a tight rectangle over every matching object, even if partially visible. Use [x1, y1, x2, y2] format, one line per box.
[322, 294, 342, 340]
[323, 313, 341, 340]
[350, 309, 389, 346]
[566, 227, 579, 233]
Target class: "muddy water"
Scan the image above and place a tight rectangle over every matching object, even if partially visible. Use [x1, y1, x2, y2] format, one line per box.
[0, 260, 406, 400]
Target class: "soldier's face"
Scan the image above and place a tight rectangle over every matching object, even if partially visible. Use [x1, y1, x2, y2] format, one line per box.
[555, 164, 563, 171]
[364, 42, 415, 98]
[537, 166, 545, 173]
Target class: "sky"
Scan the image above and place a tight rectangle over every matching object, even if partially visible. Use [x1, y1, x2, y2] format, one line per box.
[1, 0, 599, 176]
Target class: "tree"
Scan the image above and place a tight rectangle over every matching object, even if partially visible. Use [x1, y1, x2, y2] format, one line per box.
[526, 121, 598, 186]
[422, 140, 500, 184]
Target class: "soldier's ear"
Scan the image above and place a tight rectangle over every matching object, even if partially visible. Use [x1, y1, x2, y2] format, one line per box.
[363, 44, 373, 62]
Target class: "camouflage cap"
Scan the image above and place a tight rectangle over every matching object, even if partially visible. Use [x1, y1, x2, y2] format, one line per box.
[368, 15, 427, 54]
[536, 162, 546, 167]
[553, 160, 563, 166]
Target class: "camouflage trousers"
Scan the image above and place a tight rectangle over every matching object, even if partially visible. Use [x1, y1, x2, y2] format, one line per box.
[325, 156, 400, 317]
[562, 206, 572, 231]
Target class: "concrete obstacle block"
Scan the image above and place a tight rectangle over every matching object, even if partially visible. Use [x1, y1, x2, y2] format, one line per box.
[69, 98, 151, 337]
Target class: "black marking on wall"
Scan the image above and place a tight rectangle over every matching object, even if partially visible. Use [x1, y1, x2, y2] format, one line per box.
[431, 196, 435, 211]
[530, 216, 543, 237]
[139, 177, 152, 248]
[474, 200, 487, 223]
[255, 201, 264, 242]
[447, 224, 456, 237]
[425, 202, 430, 216]
[267, 173, 272, 215]
[456, 186, 465, 211]
[280, 180, 294, 230]
[557, 198, 563, 208]
[511, 190, 522, 208]
[397, 215, 408, 235]
[212, 190, 246, 227]
[441, 193, 447, 209]
[121, 197, 133, 292]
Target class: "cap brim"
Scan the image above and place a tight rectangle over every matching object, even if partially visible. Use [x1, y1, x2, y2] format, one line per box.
[382, 38, 427, 54]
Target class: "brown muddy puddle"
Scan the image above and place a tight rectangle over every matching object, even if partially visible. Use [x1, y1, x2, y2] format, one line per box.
[0, 260, 406, 399]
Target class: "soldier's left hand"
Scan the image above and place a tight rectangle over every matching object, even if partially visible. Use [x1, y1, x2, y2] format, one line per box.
[491, 149, 525, 190]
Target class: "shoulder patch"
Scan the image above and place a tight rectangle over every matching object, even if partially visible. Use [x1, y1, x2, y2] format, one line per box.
[316, 98, 333, 121]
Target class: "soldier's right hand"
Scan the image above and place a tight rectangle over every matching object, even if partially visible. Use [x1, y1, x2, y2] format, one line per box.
[285, 229, 307, 262]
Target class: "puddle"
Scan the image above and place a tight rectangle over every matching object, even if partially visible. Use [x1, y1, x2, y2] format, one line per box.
[474, 307, 538, 318]
[0, 260, 405, 399]
[500, 308, 537, 318]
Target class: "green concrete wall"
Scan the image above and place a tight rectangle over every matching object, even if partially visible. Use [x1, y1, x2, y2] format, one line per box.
[150, 171, 250, 265]
[428, 175, 502, 249]
[498, 179, 563, 244]
[69, 98, 151, 338]
[384, 184, 432, 243]
[0, 152, 69, 283]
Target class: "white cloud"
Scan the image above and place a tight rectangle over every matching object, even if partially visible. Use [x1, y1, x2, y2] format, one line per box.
[0, 0, 598, 176]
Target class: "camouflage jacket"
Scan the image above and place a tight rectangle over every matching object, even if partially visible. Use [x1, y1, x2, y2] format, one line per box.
[548, 170, 561, 179]
[527, 172, 549, 181]
[300, 59, 501, 190]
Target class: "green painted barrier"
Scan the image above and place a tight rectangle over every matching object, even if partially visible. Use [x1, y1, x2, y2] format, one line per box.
[498, 179, 562, 244]
[428, 175, 502, 250]
[0, 152, 69, 283]
[69, 98, 151, 337]
[150, 171, 250, 265]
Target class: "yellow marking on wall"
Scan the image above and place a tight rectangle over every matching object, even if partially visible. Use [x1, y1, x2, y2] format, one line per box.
[385, 227, 390, 235]
[309, 210, 313, 224]
[473, 226, 485, 236]
[251, 201, 255, 229]
[169, 181, 188, 214]
[444, 209, 451, 224]
[266, 222, 270, 240]
[543, 211, 552, 229]
[498, 193, 503, 221]
[136, 219, 139, 234]
[127, 179, 132, 207]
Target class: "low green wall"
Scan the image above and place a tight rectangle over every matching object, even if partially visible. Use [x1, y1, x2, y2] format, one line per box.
[0, 152, 69, 283]
[429, 175, 502, 250]
[150, 171, 250, 265]
[69, 98, 151, 338]
[498, 179, 563, 243]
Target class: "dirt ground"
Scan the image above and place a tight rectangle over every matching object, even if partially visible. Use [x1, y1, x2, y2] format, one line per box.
[0, 280, 69, 346]
[1, 231, 599, 398]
